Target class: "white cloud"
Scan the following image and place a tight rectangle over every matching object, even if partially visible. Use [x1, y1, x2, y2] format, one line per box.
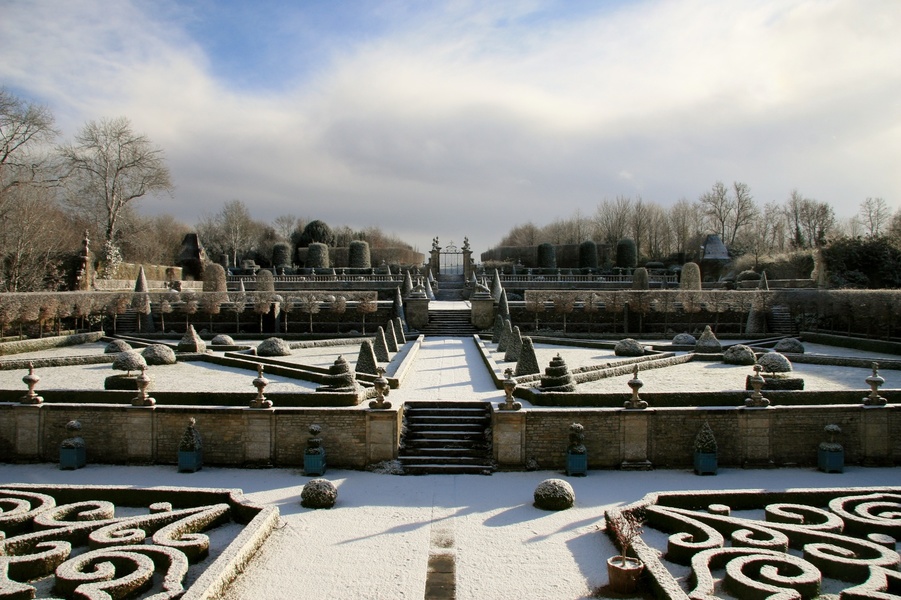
[1, 0, 899, 256]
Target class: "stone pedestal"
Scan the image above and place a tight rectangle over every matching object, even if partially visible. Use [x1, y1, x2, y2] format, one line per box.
[15, 406, 42, 460]
[860, 405, 892, 466]
[740, 406, 775, 468]
[367, 409, 401, 463]
[620, 409, 653, 470]
[405, 297, 430, 330]
[126, 408, 155, 463]
[244, 410, 273, 466]
[470, 296, 495, 330]
[493, 409, 525, 467]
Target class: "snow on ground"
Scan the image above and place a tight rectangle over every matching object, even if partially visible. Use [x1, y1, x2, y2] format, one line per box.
[1, 463, 897, 600]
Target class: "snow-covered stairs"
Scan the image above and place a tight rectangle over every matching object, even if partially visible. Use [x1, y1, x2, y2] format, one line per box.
[418, 310, 479, 337]
[399, 401, 493, 475]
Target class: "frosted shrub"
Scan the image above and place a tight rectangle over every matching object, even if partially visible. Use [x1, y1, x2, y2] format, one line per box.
[534, 478, 575, 511]
[301, 478, 338, 509]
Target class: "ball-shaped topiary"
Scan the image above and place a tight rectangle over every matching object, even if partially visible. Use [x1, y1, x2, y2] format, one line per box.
[112, 351, 147, 375]
[672, 333, 696, 346]
[774, 338, 804, 354]
[211, 334, 235, 346]
[757, 352, 792, 374]
[614, 338, 645, 357]
[737, 269, 762, 282]
[105, 339, 132, 354]
[534, 478, 575, 511]
[301, 478, 338, 508]
[615, 239, 637, 269]
[142, 344, 176, 366]
[257, 337, 292, 357]
[723, 344, 756, 365]
[537, 243, 557, 270]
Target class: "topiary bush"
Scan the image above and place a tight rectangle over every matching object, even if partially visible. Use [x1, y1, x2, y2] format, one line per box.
[348, 240, 371, 269]
[211, 334, 235, 345]
[758, 351, 792, 374]
[737, 269, 761, 282]
[272, 242, 292, 269]
[301, 478, 338, 508]
[533, 478, 575, 511]
[631, 267, 649, 290]
[680, 262, 702, 290]
[695, 325, 722, 353]
[306, 243, 330, 269]
[672, 333, 696, 345]
[257, 337, 292, 357]
[142, 344, 177, 366]
[112, 351, 147, 375]
[105, 339, 132, 354]
[537, 243, 556, 270]
[616, 239, 637, 269]
[774, 338, 805, 353]
[614, 338, 645, 357]
[723, 344, 756, 365]
[579, 240, 598, 270]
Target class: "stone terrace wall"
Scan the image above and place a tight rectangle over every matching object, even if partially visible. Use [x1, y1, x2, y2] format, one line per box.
[1, 403, 392, 469]
[501, 404, 899, 470]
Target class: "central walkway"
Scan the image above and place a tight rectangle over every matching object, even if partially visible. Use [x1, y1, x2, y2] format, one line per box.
[392, 336, 499, 403]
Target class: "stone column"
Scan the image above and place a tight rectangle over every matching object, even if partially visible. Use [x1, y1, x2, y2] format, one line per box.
[405, 297, 430, 330]
[244, 409, 274, 466]
[367, 408, 401, 463]
[463, 247, 473, 282]
[620, 409, 653, 470]
[740, 407, 774, 468]
[493, 409, 526, 467]
[14, 405, 43, 461]
[125, 407, 155, 463]
[860, 406, 892, 466]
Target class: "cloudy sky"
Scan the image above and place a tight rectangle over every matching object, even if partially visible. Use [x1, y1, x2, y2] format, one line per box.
[2, 0, 900, 257]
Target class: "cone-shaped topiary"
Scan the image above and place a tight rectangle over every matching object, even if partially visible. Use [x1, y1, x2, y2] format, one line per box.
[515, 337, 541, 377]
[374, 327, 390, 362]
[393, 316, 406, 344]
[694, 421, 717, 453]
[695, 325, 722, 353]
[356, 339, 379, 375]
[540, 354, 576, 392]
[505, 326, 523, 362]
[402, 271, 413, 297]
[497, 319, 513, 353]
[492, 314, 505, 344]
[177, 324, 207, 353]
[385, 321, 399, 352]
[491, 269, 503, 301]
[497, 288, 510, 318]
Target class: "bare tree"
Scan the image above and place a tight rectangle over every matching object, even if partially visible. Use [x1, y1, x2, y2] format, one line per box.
[859, 197, 890, 237]
[197, 200, 263, 268]
[0, 89, 59, 202]
[594, 196, 632, 245]
[699, 181, 732, 242]
[729, 182, 758, 247]
[59, 116, 172, 246]
[668, 199, 704, 261]
[273, 214, 301, 241]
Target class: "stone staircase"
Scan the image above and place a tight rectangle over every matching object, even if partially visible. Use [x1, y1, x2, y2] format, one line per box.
[768, 304, 797, 335]
[418, 310, 479, 337]
[435, 274, 466, 301]
[399, 401, 494, 475]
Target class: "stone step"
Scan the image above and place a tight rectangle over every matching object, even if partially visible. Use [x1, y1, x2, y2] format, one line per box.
[399, 401, 494, 475]
[402, 464, 493, 475]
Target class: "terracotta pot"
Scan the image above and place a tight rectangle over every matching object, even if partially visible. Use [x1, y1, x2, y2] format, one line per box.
[607, 556, 644, 594]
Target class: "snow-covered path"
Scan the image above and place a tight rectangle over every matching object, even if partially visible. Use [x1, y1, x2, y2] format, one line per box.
[392, 337, 500, 402]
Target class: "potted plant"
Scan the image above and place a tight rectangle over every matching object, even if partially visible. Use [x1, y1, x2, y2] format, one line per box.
[59, 419, 86, 470]
[566, 422, 587, 476]
[818, 423, 843, 473]
[178, 417, 203, 472]
[693, 421, 718, 475]
[304, 424, 326, 476]
[605, 507, 646, 594]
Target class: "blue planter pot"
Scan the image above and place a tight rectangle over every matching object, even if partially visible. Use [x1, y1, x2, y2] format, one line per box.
[60, 446, 86, 470]
[694, 452, 717, 475]
[304, 452, 327, 476]
[566, 452, 587, 476]
[818, 447, 843, 473]
[178, 449, 203, 472]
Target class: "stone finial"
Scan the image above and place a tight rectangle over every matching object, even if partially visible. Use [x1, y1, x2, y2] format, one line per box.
[745, 364, 771, 407]
[250, 364, 272, 408]
[625, 365, 647, 409]
[864, 362, 887, 406]
[131, 365, 156, 406]
[499, 367, 522, 411]
[20, 362, 43, 404]
[369, 367, 392, 409]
